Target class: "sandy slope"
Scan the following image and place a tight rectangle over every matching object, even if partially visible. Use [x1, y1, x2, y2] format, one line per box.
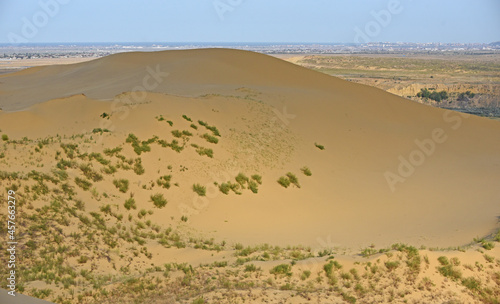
[0, 48, 499, 251]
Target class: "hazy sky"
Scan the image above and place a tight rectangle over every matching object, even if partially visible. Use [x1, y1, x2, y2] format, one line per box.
[0, 0, 499, 44]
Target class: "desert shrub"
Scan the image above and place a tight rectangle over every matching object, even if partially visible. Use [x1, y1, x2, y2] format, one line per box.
[167, 120, 173, 126]
[133, 158, 145, 175]
[182, 114, 192, 122]
[92, 128, 110, 134]
[124, 197, 136, 210]
[270, 264, 292, 276]
[150, 193, 167, 208]
[248, 180, 259, 193]
[75, 177, 92, 191]
[79, 163, 103, 182]
[182, 130, 193, 136]
[384, 261, 400, 271]
[251, 174, 262, 184]
[277, 176, 290, 188]
[157, 175, 172, 189]
[461, 277, 481, 291]
[103, 147, 123, 157]
[286, 172, 300, 188]
[194, 146, 214, 158]
[102, 165, 117, 175]
[89, 152, 110, 165]
[235, 173, 249, 187]
[438, 264, 462, 280]
[192, 298, 205, 304]
[206, 125, 220, 137]
[190, 124, 198, 130]
[192, 184, 206, 196]
[315, 143, 325, 150]
[52, 169, 68, 181]
[481, 241, 495, 250]
[113, 179, 129, 193]
[202, 133, 219, 144]
[243, 264, 258, 272]
[438, 256, 449, 265]
[301, 270, 311, 280]
[126, 133, 151, 155]
[60, 143, 79, 159]
[219, 183, 231, 194]
[171, 130, 183, 138]
[301, 167, 312, 176]
[2, 134, 9, 141]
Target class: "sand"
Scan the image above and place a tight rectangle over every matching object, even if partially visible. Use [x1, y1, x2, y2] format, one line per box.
[0, 49, 499, 303]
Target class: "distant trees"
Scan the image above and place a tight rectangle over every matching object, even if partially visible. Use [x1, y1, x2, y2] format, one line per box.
[458, 91, 475, 101]
[416, 88, 448, 102]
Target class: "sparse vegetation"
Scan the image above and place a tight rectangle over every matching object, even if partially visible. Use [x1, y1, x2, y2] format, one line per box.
[124, 197, 137, 210]
[150, 193, 168, 208]
[74, 177, 92, 191]
[301, 166, 312, 176]
[315, 143, 325, 150]
[113, 179, 129, 193]
[192, 184, 206, 196]
[277, 176, 291, 188]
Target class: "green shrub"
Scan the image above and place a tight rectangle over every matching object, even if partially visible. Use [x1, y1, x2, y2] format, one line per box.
[286, 172, 300, 188]
[103, 147, 123, 156]
[2, 134, 9, 141]
[190, 124, 198, 130]
[245, 264, 258, 272]
[124, 197, 136, 210]
[113, 179, 129, 193]
[315, 143, 325, 150]
[270, 264, 292, 276]
[192, 297, 205, 304]
[192, 184, 206, 196]
[235, 173, 249, 187]
[219, 183, 231, 194]
[75, 177, 92, 191]
[251, 174, 262, 184]
[277, 176, 290, 188]
[151, 193, 168, 208]
[301, 270, 311, 280]
[437, 256, 449, 266]
[102, 165, 117, 174]
[79, 163, 103, 182]
[461, 277, 481, 291]
[301, 167, 312, 176]
[171, 130, 183, 138]
[202, 133, 219, 144]
[182, 115, 192, 122]
[384, 261, 400, 271]
[438, 264, 462, 280]
[194, 146, 214, 158]
[248, 180, 259, 193]
[481, 241, 495, 250]
[157, 175, 172, 189]
[133, 158, 145, 175]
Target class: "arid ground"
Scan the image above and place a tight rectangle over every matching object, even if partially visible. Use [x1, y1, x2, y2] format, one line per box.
[0, 49, 499, 303]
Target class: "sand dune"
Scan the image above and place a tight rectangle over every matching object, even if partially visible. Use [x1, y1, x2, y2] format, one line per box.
[1, 49, 499, 249]
[0, 49, 499, 302]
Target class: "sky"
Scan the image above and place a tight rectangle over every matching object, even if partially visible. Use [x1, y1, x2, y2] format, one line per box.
[0, 0, 499, 44]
